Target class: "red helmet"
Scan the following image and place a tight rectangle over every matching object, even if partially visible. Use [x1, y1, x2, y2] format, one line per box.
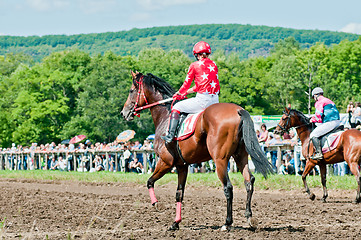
[193, 41, 211, 55]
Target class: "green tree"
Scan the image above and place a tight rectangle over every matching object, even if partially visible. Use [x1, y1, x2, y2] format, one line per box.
[60, 52, 144, 142]
[0, 53, 34, 76]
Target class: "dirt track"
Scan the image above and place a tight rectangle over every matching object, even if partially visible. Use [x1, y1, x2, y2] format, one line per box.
[0, 178, 360, 239]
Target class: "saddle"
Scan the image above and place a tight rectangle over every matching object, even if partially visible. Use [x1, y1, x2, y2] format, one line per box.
[319, 124, 344, 147]
[174, 111, 204, 141]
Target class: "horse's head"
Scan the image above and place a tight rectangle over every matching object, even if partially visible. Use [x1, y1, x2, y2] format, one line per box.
[121, 71, 148, 121]
[274, 107, 311, 135]
[273, 107, 298, 135]
[121, 71, 175, 121]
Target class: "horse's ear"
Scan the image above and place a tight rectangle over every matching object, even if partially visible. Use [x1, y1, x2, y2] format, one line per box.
[284, 106, 290, 113]
[287, 103, 291, 109]
[131, 70, 137, 79]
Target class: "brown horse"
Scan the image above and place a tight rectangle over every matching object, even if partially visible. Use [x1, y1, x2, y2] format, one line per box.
[121, 71, 273, 231]
[274, 108, 361, 203]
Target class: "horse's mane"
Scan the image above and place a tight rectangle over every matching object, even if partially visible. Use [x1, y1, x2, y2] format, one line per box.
[141, 73, 176, 99]
[289, 109, 312, 128]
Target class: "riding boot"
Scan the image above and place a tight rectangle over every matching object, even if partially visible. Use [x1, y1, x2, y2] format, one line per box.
[311, 137, 323, 160]
[161, 111, 180, 144]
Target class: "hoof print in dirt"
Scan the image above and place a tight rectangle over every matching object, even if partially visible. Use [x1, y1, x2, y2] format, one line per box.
[248, 217, 259, 230]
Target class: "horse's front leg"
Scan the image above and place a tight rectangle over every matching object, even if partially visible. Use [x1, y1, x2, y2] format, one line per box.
[169, 164, 188, 231]
[147, 159, 173, 208]
[302, 160, 317, 201]
[319, 163, 328, 202]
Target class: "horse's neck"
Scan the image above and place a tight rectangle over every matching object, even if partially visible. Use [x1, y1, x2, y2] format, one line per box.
[150, 105, 170, 130]
[295, 126, 311, 146]
[146, 93, 171, 130]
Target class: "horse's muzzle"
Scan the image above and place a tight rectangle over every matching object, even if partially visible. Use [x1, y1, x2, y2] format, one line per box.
[120, 108, 135, 121]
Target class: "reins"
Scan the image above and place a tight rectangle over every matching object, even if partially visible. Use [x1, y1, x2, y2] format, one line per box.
[133, 75, 173, 114]
[134, 98, 173, 112]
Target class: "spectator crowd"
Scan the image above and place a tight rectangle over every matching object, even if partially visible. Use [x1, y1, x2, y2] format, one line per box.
[0, 139, 156, 174]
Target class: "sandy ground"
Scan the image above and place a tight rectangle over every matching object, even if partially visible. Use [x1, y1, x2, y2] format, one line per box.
[0, 178, 360, 239]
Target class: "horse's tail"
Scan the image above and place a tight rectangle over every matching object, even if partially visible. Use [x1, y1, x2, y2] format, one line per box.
[238, 109, 274, 178]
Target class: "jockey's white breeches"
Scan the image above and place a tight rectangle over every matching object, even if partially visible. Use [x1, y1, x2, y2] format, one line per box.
[310, 120, 341, 138]
[172, 93, 219, 114]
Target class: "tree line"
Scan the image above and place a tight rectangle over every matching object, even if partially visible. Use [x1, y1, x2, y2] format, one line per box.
[1, 36, 361, 147]
[0, 24, 359, 62]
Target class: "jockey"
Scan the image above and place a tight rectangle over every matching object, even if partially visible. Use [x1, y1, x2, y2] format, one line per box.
[161, 41, 220, 143]
[309, 87, 341, 160]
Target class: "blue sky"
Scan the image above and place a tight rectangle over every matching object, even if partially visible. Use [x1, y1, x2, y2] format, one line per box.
[1, 0, 361, 36]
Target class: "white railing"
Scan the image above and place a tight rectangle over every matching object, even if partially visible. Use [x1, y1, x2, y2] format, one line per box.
[0, 149, 156, 173]
[0, 143, 302, 174]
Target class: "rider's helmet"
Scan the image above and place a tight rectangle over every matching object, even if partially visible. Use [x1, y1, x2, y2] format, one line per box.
[311, 87, 324, 97]
[193, 41, 211, 55]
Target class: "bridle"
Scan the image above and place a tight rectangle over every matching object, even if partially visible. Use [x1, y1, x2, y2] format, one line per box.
[133, 75, 148, 116]
[132, 75, 173, 116]
[277, 110, 311, 134]
[277, 111, 291, 133]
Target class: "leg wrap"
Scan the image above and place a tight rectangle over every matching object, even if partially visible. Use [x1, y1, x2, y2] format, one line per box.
[175, 202, 182, 223]
[148, 188, 158, 205]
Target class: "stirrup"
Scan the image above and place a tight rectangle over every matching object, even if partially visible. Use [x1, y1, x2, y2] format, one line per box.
[161, 134, 174, 144]
[311, 152, 323, 160]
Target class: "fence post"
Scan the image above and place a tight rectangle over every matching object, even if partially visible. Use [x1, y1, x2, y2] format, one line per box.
[276, 145, 282, 173]
[27, 153, 30, 170]
[11, 154, 14, 170]
[21, 153, 24, 170]
[115, 153, 119, 172]
[143, 152, 147, 174]
[106, 152, 109, 171]
[5, 154, 8, 170]
[73, 153, 76, 172]
[89, 153, 93, 170]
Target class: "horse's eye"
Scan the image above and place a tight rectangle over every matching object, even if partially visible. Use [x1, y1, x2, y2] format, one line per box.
[129, 89, 134, 93]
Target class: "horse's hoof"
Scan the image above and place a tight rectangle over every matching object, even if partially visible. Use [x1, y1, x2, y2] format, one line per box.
[310, 193, 316, 201]
[220, 225, 231, 232]
[168, 222, 179, 231]
[321, 198, 327, 203]
[247, 217, 259, 230]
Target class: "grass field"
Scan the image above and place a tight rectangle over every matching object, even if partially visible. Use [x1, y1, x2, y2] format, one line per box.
[0, 170, 357, 190]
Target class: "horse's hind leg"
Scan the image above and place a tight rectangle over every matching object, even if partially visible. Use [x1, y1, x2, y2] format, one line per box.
[319, 163, 328, 202]
[147, 159, 173, 207]
[213, 159, 233, 231]
[169, 164, 188, 231]
[348, 162, 361, 203]
[233, 148, 257, 229]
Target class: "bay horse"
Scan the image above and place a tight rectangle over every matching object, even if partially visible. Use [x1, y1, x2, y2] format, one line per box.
[274, 107, 361, 203]
[121, 71, 273, 231]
